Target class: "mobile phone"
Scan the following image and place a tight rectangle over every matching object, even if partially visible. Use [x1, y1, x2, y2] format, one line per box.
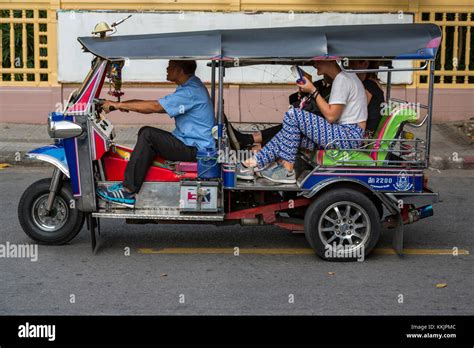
[291, 65, 305, 84]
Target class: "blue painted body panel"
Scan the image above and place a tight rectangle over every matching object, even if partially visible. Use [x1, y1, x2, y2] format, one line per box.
[63, 137, 80, 195]
[51, 112, 81, 195]
[302, 170, 424, 193]
[395, 48, 436, 59]
[28, 144, 68, 170]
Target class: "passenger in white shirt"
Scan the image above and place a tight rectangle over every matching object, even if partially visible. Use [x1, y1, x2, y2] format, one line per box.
[237, 60, 367, 184]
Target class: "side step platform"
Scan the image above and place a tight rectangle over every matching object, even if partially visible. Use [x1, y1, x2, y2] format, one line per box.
[88, 208, 224, 254]
[92, 208, 225, 221]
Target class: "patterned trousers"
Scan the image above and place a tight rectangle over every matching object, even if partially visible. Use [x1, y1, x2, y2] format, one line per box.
[255, 107, 364, 168]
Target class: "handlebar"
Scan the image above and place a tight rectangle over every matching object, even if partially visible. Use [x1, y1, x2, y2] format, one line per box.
[94, 98, 105, 113]
[93, 98, 128, 113]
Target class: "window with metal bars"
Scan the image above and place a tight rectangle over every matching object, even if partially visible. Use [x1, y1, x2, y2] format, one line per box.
[0, 9, 49, 84]
[418, 12, 473, 86]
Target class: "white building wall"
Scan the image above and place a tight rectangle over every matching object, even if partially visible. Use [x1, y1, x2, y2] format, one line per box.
[58, 11, 414, 84]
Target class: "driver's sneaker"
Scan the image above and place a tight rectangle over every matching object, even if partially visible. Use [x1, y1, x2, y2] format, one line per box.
[97, 183, 136, 207]
[260, 164, 296, 184]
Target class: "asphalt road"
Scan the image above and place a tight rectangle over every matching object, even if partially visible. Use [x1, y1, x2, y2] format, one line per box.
[1, 166, 472, 315]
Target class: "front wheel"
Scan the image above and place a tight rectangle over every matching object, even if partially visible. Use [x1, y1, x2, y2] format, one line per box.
[18, 178, 85, 245]
[304, 188, 381, 261]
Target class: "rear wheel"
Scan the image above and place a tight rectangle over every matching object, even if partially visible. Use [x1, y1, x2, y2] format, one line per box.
[304, 188, 381, 261]
[18, 178, 85, 245]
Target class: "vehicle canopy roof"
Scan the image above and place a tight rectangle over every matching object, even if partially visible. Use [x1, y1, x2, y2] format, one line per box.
[78, 23, 441, 63]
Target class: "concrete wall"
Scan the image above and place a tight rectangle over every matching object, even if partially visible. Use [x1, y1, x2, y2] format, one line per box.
[1, 85, 472, 124]
[0, 87, 62, 124]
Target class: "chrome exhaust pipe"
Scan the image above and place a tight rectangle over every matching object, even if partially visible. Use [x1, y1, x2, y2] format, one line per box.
[383, 204, 433, 228]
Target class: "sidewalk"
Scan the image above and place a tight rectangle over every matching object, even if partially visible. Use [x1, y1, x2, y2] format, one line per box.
[1, 122, 473, 169]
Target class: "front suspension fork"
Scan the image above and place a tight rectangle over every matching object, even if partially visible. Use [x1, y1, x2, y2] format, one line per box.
[45, 168, 63, 215]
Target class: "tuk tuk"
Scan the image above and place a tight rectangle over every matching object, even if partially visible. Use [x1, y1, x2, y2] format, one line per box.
[17, 22, 442, 260]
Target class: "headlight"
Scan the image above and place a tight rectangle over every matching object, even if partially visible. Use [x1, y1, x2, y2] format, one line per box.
[48, 118, 83, 139]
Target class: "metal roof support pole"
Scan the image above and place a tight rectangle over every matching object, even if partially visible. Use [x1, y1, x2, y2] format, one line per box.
[211, 60, 216, 115]
[386, 70, 392, 103]
[217, 61, 225, 153]
[425, 60, 435, 167]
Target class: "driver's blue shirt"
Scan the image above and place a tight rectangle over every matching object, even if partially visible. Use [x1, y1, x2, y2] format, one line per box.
[159, 75, 215, 151]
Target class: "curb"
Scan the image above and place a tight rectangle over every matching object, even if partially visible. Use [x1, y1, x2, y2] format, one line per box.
[429, 155, 474, 170]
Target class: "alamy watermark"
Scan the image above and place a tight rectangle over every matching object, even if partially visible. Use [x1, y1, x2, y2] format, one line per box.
[0, 242, 38, 262]
[217, 148, 256, 164]
[325, 243, 365, 262]
[18, 322, 55, 341]
[380, 101, 422, 117]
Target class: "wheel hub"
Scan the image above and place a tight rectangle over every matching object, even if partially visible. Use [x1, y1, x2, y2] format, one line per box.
[318, 201, 371, 251]
[32, 194, 69, 232]
[339, 223, 350, 234]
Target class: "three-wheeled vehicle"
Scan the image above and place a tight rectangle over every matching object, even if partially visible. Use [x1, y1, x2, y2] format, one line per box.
[18, 22, 442, 260]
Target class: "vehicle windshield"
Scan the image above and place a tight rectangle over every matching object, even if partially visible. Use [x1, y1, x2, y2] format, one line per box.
[70, 58, 102, 104]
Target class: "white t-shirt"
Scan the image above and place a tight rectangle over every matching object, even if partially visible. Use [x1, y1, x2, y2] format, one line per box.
[328, 71, 368, 125]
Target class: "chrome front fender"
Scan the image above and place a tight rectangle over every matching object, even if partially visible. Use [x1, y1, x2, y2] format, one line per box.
[26, 144, 70, 178]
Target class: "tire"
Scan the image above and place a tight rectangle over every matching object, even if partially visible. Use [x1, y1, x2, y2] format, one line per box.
[18, 178, 85, 245]
[304, 188, 381, 261]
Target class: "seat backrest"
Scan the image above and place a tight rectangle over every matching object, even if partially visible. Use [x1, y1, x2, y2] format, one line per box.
[370, 105, 418, 163]
[308, 103, 418, 167]
[368, 102, 400, 146]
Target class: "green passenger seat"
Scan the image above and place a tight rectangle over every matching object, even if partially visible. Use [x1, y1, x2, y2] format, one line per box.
[309, 104, 419, 167]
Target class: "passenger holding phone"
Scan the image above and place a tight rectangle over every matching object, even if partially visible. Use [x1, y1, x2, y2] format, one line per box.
[227, 73, 333, 151]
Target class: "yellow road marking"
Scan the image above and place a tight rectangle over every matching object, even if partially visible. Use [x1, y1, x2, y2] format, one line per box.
[374, 248, 469, 255]
[138, 248, 313, 255]
[138, 247, 469, 256]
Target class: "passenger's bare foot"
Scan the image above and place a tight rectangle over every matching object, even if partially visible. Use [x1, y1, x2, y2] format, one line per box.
[242, 157, 258, 168]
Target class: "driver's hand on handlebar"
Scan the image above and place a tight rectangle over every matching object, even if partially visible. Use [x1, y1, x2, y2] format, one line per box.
[102, 100, 129, 113]
[102, 100, 117, 113]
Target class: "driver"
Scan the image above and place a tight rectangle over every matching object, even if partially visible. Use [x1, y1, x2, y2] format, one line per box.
[97, 60, 215, 206]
